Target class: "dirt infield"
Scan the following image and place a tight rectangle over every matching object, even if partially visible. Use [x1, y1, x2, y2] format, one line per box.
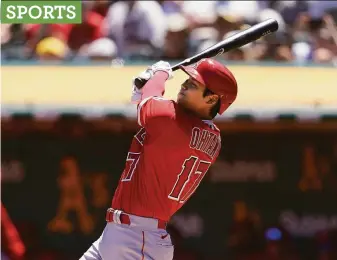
[2, 65, 336, 107]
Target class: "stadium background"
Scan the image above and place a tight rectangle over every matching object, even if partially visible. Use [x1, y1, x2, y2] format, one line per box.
[1, 1, 337, 260]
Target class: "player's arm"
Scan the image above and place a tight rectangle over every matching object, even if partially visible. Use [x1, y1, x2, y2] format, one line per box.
[135, 61, 175, 128]
[131, 61, 172, 103]
[141, 71, 167, 100]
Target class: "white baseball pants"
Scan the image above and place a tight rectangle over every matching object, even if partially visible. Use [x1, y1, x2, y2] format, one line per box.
[80, 213, 174, 260]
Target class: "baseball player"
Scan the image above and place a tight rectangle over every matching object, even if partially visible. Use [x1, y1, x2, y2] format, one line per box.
[80, 58, 238, 260]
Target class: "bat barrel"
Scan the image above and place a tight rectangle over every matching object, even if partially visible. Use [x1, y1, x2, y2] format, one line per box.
[172, 18, 279, 70]
[135, 19, 279, 87]
[214, 18, 279, 53]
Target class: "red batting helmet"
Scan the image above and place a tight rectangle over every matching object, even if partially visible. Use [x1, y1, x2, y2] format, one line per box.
[180, 58, 238, 115]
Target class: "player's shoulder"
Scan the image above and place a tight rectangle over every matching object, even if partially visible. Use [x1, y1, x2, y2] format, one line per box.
[138, 96, 175, 109]
[143, 96, 175, 104]
[138, 96, 178, 127]
[151, 96, 176, 103]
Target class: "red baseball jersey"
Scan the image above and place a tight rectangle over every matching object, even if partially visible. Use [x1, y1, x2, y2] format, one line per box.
[112, 96, 221, 221]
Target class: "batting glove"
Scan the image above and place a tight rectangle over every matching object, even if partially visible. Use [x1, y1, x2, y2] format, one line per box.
[131, 68, 153, 104]
[151, 61, 173, 80]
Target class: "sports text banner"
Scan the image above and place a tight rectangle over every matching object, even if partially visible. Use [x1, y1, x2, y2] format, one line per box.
[1, 1, 82, 24]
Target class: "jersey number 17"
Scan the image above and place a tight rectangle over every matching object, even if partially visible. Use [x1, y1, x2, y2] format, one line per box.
[122, 154, 211, 203]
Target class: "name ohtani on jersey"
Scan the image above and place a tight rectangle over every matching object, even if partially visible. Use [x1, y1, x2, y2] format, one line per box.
[189, 127, 220, 159]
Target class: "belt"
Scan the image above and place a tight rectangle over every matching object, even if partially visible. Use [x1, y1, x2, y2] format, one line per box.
[105, 208, 167, 230]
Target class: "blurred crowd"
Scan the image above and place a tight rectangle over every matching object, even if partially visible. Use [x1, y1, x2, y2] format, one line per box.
[1, 0, 337, 64]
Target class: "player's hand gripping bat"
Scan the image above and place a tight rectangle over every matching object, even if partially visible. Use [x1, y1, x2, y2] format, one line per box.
[134, 18, 279, 89]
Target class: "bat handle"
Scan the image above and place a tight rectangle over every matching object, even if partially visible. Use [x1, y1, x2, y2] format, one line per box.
[134, 77, 149, 89]
[134, 63, 181, 89]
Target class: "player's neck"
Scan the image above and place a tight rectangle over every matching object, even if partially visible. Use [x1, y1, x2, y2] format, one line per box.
[194, 106, 213, 120]
[180, 105, 213, 120]
[199, 114, 213, 120]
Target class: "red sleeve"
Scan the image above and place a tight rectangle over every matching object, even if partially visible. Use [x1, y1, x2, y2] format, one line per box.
[137, 97, 176, 128]
[137, 70, 175, 128]
[141, 71, 168, 100]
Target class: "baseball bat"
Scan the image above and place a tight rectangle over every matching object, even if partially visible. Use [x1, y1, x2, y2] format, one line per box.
[134, 18, 279, 88]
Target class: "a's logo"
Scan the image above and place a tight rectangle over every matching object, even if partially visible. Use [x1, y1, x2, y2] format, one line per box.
[1, 0, 82, 24]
